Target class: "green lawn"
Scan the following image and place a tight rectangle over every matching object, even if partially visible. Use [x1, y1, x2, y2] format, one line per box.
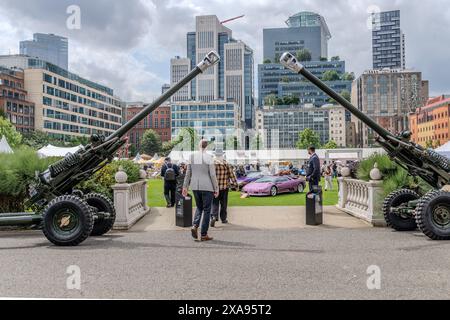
[147, 179, 338, 207]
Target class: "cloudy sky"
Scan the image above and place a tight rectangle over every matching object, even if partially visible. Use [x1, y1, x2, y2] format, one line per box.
[0, 0, 449, 101]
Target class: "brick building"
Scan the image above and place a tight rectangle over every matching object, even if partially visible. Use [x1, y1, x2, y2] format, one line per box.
[125, 102, 171, 152]
[409, 95, 450, 148]
[0, 66, 35, 133]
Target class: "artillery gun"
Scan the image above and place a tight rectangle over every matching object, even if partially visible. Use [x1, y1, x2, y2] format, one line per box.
[280, 52, 450, 240]
[0, 51, 220, 246]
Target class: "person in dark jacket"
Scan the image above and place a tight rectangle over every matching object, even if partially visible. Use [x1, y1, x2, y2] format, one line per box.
[306, 146, 321, 191]
[161, 157, 180, 208]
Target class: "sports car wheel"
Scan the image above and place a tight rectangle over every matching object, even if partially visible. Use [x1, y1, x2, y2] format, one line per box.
[297, 183, 304, 193]
[270, 186, 278, 197]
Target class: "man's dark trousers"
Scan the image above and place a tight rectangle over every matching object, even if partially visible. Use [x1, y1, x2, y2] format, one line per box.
[212, 189, 229, 222]
[309, 179, 320, 192]
[164, 181, 177, 207]
[193, 191, 214, 237]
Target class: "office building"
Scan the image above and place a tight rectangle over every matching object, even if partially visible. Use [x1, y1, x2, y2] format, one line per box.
[171, 101, 240, 141]
[409, 95, 450, 147]
[352, 68, 429, 147]
[372, 10, 406, 69]
[125, 102, 171, 152]
[20, 33, 69, 70]
[170, 57, 191, 102]
[170, 15, 254, 134]
[0, 66, 35, 133]
[328, 105, 350, 147]
[258, 61, 350, 107]
[0, 55, 122, 141]
[263, 11, 331, 63]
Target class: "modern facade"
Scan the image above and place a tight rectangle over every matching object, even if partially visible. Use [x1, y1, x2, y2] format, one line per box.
[409, 95, 450, 148]
[0, 55, 122, 141]
[170, 57, 191, 102]
[256, 104, 337, 149]
[0, 66, 35, 133]
[170, 15, 254, 135]
[125, 102, 171, 152]
[171, 101, 240, 141]
[263, 11, 331, 63]
[328, 105, 349, 148]
[258, 61, 350, 107]
[351, 68, 429, 147]
[372, 10, 406, 70]
[20, 33, 69, 70]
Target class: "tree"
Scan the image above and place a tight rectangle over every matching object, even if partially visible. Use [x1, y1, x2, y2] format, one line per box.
[296, 128, 321, 150]
[225, 135, 242, 151]
[264, 94, 278, 106]
[323, 140, 338, 149]
[140, 129, 162, 156]
[331, 56, 340, 61]
[251, 133, 265, 150]
[0, 117, 22, 148]
[425, 140, 434, 149]
[320, 57, 328, 61]
[322, 70, 340, 81]
[281, 96, 299, 105]
[263, 58, 272, 64]
[281, 76, 290, 83]
[342, 72, 355, 81]
[296, 49, 312, 62]
[328, 89, 351, 105]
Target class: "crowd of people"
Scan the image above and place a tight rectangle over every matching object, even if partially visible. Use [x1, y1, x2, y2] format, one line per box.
[159, 143, 345, 242]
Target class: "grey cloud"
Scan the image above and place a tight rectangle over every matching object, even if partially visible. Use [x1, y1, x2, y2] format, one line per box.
[1, 0, 152, 50]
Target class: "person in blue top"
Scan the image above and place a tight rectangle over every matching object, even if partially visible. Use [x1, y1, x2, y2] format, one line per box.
[306, 146, 321, 192]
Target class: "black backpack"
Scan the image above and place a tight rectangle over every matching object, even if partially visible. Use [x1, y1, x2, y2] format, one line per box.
[164, 164, 176, 182]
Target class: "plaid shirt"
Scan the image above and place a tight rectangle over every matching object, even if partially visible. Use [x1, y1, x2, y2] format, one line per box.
[214, 159, 238, 191]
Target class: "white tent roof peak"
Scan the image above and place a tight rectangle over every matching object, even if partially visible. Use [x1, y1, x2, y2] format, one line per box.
[37, 144, 83, 158]
[0, 136, 14, 154]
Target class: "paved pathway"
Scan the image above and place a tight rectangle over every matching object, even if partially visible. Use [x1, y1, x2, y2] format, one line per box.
[1, 207, 449, 300]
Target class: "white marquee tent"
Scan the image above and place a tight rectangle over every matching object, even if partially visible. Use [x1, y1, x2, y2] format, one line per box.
[37, 145, 83, 158]
[0, 136, 13, 154]
[436, 142, 450, 159]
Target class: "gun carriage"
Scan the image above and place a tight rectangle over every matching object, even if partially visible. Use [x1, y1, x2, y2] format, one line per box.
[281, 52, 450, 240]
[0, 52, 220, 246]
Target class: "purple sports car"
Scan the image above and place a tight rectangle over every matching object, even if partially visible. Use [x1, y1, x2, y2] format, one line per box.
[243, 176, 306, 197]
[237, 172, 264, 190]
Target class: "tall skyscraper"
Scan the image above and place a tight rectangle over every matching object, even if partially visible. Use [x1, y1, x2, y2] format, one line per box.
[20, 33, 69, 70]
[263, 11, 331, 62]
[170, 15, 255, 136]
[372, 10, 406, 70]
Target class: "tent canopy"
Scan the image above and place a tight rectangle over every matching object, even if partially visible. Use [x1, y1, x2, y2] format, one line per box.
[37, 144, 83, 158]
[0, 136, 13, 154]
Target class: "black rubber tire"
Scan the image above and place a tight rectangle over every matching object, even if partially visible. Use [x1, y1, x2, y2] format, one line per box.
[297, 183, 304, 193]
[383, 189, 420, 231]
[42, 195, 94, 246]
[415, 190, 450, 240]
[270, 186, 278, 197]
[84, 193, 116, 236]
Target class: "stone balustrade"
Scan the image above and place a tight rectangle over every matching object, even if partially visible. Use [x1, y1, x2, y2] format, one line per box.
[337, 164, 386, 226]
[112, 168, 150, 230]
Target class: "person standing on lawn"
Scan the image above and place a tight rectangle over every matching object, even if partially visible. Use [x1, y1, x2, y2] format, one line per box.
[211, 149, 238, 227]
[183, 140, 219, 242]
[306, 146, 321, 192]
[324, 165, 333, 191]
[161, 157, 179, 208]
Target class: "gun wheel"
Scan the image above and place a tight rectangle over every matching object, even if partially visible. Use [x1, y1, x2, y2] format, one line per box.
[415, 191, 450, 240]
[42, 195, 94, 246]
[84, 193, 116, 236]
[383, 189, 419, 231]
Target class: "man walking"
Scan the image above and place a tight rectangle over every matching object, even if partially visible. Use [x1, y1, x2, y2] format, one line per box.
[161, 157, 179, 208]
[211, 148, 238, 227]
[306, 146, 321, 191]
[183, 140, 219, 242]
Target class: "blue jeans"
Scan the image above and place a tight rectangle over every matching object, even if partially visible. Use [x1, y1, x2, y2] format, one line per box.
[193, 191, 214, 237]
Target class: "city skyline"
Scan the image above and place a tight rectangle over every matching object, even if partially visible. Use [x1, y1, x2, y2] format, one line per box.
[0, 0, 449, 102]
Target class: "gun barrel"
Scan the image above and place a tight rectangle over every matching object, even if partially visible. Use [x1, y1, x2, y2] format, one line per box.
[106, 51, 221, 142]
[280, 52, 392, 141]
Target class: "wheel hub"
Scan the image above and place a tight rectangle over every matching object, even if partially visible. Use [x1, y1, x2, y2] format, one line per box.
[53, 210, 78, 232]
[432, 205, 450, 228]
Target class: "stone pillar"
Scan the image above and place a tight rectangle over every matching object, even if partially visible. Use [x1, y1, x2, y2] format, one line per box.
[368, 163, 386, 227]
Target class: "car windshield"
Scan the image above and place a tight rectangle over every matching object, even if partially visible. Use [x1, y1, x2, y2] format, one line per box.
[255, 177, 276, 183]
[247, 172, 261, 178]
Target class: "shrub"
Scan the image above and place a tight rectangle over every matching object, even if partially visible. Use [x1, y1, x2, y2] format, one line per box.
[357, 153, 431, 196]
[78, 160, 141, 198]
[0, 147, 59, 212]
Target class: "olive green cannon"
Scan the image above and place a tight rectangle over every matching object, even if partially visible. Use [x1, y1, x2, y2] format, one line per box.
[281, 52, 450, 240]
